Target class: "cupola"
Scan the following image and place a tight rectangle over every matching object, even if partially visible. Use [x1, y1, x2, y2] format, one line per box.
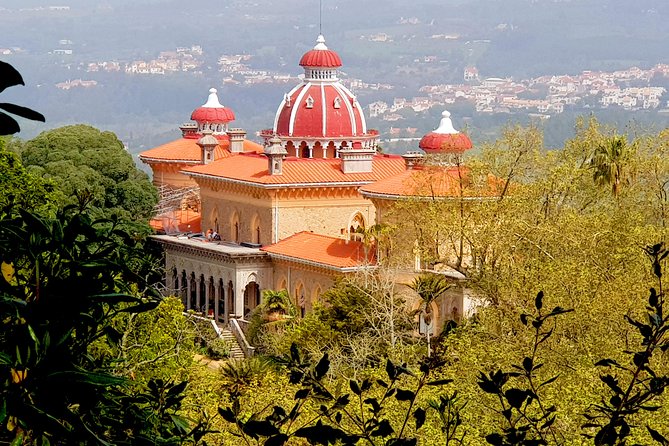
[419, 111, 473, 155]
[265, 35, 379, 157]
[190, 88, 236, 135]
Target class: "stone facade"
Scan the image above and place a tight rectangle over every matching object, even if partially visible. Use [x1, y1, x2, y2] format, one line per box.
[151, 163, 199, 188]
[198, 179, 377, 244]
[271, 261, 337, 314]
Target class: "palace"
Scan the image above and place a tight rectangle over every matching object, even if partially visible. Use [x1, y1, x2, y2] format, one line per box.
[139, 35, 479, 336]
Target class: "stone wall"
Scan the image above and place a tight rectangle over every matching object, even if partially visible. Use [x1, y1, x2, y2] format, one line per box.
[271, 262, 336, 312]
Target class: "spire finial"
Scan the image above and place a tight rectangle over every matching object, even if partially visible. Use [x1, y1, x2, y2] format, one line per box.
[434, 110, 458, 134]
[314, 34, 328, 50]
[319, 0, 323, 35]
[202, 87, 223, 108]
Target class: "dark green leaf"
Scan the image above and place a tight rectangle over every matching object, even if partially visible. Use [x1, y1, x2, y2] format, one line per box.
[243, 420, 280, 438]
[0, 103, 45, 122]
[395, 389, 415, 401]
[264, 434, 289, 446]
[535, 291, 544, 311]
[0, 111, 20, 135]
[0, 61, 24, 93]
[505, 388, 528, 409]
[295, 388, 310, 400]
[647, 426, 669, 445]
[371, 419, 394, 437]
[413, 408, 426, 429]
[522, 357, 533, 373]
[594, 359, 620, 368]
[386, 359, 397, 380]
[426, 379, 453, 386]
[218, 407, 236, 423]
[350, 380, 362, 396]
[314, 353, 329, 379]
[290, 343, 300, 363]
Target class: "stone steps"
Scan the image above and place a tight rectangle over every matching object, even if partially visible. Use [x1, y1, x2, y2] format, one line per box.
[219, 328, 246, 360]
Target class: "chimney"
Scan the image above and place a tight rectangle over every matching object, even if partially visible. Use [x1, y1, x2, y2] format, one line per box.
[179, 122, 198, 138]
[264, 136, 288, 175]
[401, 151, 425, 170]
[196, 130, 218, 165]
[228, 128, 246, 153]
[340, 141, 375, 174]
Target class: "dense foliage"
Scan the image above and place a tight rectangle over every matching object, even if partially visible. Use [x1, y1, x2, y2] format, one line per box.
[186, 118, 669, 445]
[8, 124, 158, 225]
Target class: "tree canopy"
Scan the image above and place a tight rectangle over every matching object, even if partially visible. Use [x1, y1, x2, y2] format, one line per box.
[10, 125, 158, 224]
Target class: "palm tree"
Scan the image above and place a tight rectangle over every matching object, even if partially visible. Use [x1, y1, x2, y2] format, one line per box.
[590, 135, 634, 198]
[0, 62, 45, 135]
[355, 223, 394, 261]
[409, 273, 451, 357]
[261, 289, 293, 321]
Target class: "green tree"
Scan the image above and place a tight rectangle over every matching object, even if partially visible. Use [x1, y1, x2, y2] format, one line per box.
[10, 125, 158, 224]
[0, 139, 56, 213]
[0, 206, 204, 444]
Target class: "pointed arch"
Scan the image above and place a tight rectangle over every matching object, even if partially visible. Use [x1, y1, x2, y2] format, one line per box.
[250, 213, 261, 244]
[230, 211, 240, 243]
[348, 211, 366, 241]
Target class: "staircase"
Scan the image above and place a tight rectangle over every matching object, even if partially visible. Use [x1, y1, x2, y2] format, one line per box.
[219, 327, 246, 360]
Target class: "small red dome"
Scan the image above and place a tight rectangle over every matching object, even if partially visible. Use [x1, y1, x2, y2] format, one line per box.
[419, 111, 473, 153]
[298, 35, 343, 68]
[419, 133, 473, 153]
[190, 88, 235, 124]
[299, 49, 342, 68]
[191, 107, 235, 123]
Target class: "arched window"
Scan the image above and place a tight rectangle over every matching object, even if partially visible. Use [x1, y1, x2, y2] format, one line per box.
[349, 212, 366, 241]
[326, 141, 336, 158]
[230, 211, 240, 243]
[305, 96, 314, 109]
[334, 97, 341, 109]
[295, 282, 306, 318]
[218, 278, 225, 322]
[310, 285, 321, 312]
[285, 141, 296, 157]
[227, 280, 234, 317]
[299, 141, 310, 159]
[251, 214, 261, 244]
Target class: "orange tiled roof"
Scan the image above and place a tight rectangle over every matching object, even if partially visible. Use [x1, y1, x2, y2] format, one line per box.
[183, 154, 406, 186]
[359, 166, 501, 199]
[261, 232, 375, 270]
[139, 138, 263, 163]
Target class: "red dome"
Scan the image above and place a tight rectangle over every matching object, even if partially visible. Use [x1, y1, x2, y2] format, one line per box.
[299, 49, 342, 68]
[191, 106, 235, 123]
[274, 83, 366, 138]
[190, 88, 235, 124]
[298, 35, 343, 68]
[419, 132, 473, 153]
[419, 111, 473, 153]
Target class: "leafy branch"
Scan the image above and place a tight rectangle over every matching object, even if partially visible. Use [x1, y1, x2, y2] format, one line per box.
[478, 291, 572, 445]
[582, 243, 669, 445]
